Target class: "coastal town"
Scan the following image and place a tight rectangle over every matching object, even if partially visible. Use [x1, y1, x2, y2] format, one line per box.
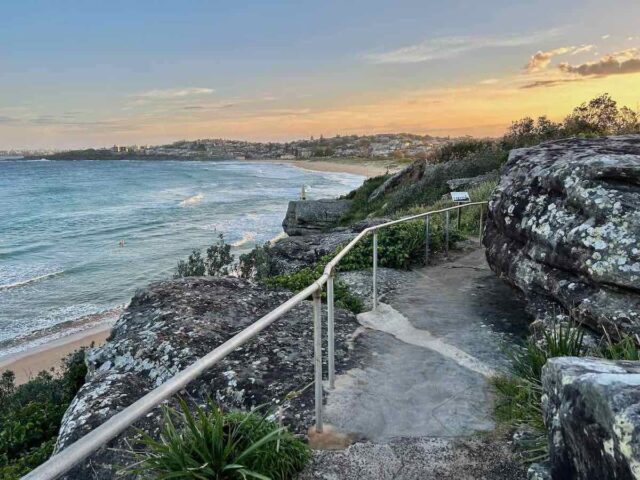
[4, 133, 452, 160]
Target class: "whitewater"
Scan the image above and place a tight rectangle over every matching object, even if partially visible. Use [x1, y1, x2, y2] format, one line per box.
[0, 158, 364, 351]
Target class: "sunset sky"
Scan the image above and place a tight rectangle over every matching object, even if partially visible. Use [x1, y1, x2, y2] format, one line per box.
[2, 0, 640, 149]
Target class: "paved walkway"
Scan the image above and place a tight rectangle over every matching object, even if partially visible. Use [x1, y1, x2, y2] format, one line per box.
[301, 247, 530, 479]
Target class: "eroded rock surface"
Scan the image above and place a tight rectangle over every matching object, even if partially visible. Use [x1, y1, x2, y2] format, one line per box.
[55, 277, 359, 479]
[541, 357, 640, 479]
[270, 217, 391, 275]
[282, 199, 352, 236]
[484, 136, 640, 338]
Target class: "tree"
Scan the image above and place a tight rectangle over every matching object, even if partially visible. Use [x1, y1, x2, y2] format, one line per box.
[564, 93, 620, 136]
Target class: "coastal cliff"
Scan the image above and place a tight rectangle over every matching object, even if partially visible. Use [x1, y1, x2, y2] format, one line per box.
[484, 136, 640, 338]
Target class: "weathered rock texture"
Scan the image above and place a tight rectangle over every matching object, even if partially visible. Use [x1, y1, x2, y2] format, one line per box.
[541, 356, 640, 479]
[270, 217, 391, 275]
[55, 277, 359, 479]
[282, 199, 352, 236]
[484, 136, 640, 338]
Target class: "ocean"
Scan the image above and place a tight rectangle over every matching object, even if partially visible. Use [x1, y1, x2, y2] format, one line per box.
[0, 158, 364, 354]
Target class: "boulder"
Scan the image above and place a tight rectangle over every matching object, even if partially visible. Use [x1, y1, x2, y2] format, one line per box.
[484, 136, 640, 338]
[282, 199, 353, 236]
[542, 357, 640, 479]
[55, 277, 359, 479]
[270, 217, 392, 275]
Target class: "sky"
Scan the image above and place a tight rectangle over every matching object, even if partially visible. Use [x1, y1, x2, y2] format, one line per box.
[1, 0, 640, 149]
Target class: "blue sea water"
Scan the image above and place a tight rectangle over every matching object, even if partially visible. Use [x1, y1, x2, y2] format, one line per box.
[0, 158, 364, 349]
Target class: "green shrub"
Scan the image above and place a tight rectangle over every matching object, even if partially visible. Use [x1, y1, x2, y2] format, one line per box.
[265, 260, 363, 314]
[128, 398, 310, 480]
[0, 349, 88, 479]
[175, 234, 235, 278]
[339, 220, 465, 271]
[339, 174, 389, 225]
[238, 242, 278, 280]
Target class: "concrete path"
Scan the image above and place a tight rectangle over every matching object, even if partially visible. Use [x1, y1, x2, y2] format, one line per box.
[322, 247, 530, 442]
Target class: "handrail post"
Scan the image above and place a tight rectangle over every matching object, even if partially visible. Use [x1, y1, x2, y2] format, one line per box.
[478, 203, 484, 239]
[424, 215, 430, 265]
[327, 273, 335, 390]
[372, 231, 378, 310]
[456, 205, 461, 230]
[444, 210, 450, 258]
[312, 289, 323, 433]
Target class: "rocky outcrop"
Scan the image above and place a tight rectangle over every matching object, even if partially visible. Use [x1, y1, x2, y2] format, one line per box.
[446, 170, 499, 191]
[282, 199, 353, 236]
[369, 160, 427, 202]
[540, 357, 640, 479]
[484, 136, 640, 338]
[270, 217, 391, 275]
[55, 277, 359, 479]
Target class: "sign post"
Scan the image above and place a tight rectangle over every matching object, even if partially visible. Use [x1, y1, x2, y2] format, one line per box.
[450, 192, 470, 230]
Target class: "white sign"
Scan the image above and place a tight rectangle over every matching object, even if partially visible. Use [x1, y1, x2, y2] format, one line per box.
[450, 191, 470, 203]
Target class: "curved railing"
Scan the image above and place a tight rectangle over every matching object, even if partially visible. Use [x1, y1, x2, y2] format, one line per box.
[22, 201, 487, 480]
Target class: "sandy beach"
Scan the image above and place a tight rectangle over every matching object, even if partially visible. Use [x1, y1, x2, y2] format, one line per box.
[0, 158, 383, 386]
[259, 157, 407, 177]
[0, 322, 113, 385]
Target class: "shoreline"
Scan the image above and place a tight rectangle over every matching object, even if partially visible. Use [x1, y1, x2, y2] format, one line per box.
[0, 321, 114, 385]
[0, 158, 375, 385]
[255, 157, 402, 177]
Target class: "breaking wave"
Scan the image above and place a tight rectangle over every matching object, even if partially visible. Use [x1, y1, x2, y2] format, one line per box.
[179, 193, 204, 207]
[0, 270, 64, 291]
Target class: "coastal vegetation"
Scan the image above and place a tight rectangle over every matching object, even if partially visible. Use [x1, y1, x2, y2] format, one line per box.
[128, 398, 310, 480]
[0, 349, 87, 479]
[7, 93, 638, 477]
[493, 325, 640, 464]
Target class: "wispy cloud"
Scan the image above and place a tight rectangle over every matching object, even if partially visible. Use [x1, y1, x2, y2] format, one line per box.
[519, 78, 584, 89]
[363, 29, 561, 64]
[135, 87, 215, 99]
[559, 48, 640, 76]
[525, 45, 594, 72]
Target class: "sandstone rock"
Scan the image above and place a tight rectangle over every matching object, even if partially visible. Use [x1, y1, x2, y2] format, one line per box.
[55, 277, 360, 479]
[270, 217, 392, 275]
[282, 199, 352, 236]
[542, 356, 640, 479]
[484, 136, 640, 338]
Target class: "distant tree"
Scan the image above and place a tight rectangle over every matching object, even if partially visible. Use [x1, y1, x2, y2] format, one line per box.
[564, 93, 621, 136]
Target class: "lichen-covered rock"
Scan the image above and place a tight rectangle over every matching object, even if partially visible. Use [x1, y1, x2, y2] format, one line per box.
[542, 357, 640, 479]
[484, 136, 640, 338]
[282, 199, 352, 236]
[55, 277, 360, 479]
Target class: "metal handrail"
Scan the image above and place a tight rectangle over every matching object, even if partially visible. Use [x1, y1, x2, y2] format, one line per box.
[22, 200, 487, 480]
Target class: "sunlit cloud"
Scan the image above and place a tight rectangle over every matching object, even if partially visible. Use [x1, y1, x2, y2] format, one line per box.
[363, 29, 561, 64]
[525, 45, 594, 72]
[559, 48, 640, 76]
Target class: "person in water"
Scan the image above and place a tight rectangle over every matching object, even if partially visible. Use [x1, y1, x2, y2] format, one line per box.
[119, 239, 125, 247]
